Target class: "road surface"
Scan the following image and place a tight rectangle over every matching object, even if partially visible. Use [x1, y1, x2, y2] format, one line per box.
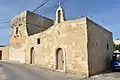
[82, 72, 120, 80]
[0, 61, 120, 80]
[0, 61, 81, 80]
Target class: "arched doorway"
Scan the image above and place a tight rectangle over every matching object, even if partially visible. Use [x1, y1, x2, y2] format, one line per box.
[30, 47, 35, 64]
[56, 48, 64, 70]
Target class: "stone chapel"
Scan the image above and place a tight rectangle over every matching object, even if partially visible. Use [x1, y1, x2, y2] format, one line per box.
[9, 4, 113, 77]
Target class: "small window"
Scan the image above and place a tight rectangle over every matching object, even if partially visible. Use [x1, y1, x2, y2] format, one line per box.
[37, 38, 40, 44]
[19, 23, 22, 26]
[16, 27, 18, 34]
[107, 43, 109, 49]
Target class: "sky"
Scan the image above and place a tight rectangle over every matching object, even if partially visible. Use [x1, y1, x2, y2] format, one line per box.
[0, 0, 120, 45]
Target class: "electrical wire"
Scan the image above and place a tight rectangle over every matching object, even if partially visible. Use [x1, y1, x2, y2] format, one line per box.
[33, 0, 51, 12]
[41, 0, 66, 15]
[0, 0, 67, 29]
[0, 21, 10, 24]
[0, 21, 10, 29]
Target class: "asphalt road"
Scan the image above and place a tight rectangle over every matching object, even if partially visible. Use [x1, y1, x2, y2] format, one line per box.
[1, 61, 120, 80]
[0, 61, 81, 80]
[82, 72, 120, 80]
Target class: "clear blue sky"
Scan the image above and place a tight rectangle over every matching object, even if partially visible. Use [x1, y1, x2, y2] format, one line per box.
[0, 0, 120, 45]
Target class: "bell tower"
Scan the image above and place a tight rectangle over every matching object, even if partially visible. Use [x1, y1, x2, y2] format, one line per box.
[55, 3, 65, 24]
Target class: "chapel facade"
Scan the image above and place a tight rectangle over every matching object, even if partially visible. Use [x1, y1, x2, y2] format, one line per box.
[9, 5, 113, 77]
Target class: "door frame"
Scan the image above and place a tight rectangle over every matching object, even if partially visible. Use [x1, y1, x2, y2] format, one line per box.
[53, 46, 66, 72]
[56, 48, 64, 70]
[30, 47, 35, 64]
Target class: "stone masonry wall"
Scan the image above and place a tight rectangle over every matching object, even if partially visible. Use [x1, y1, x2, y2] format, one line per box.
[9, 11, 28, 63]
[0, 46, 9, 60]
[26, 18, 89, 76]
[9, 11, 54, 63]
[87, 18, 113, 76]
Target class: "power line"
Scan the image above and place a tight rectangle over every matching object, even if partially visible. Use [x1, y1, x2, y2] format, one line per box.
[41, 3, 58, 15]
[33, 0, 51, 12]
[0, 0, 67, 29]
[0, 20, 7, 21]
[0, 22, 10, 24]
[41, 0, 66, 16]
[0, 22, 10, 29]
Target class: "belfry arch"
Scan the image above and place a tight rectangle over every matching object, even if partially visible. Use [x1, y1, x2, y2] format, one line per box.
[55, 3, 65, 24]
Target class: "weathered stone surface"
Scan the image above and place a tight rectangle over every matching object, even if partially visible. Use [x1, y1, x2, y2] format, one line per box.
[0, 46, 9, 60]
[87, 18, 113, 76]
[9, 11, 53, 63]
[26, 18, 88, 76]
[9, 10, 113, 77]
[9, 11, 27, 63]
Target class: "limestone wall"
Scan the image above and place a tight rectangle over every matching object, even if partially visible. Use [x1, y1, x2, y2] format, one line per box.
[9, 11, 27, 63]
[9, 48, 26, 63]
[26, 18, 89, 76]
[0, 46, 9, 60]
[9, 10, 53, 63]
[87, 18, 113, 76]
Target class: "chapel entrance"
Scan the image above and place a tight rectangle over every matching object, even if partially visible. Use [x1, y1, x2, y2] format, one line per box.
[30, 47, 35, 64]
[56, 48, 64, 70]
[0, 50, 2, 60]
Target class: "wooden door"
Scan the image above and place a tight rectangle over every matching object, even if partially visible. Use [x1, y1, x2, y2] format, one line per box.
[56, 48, 64, 70]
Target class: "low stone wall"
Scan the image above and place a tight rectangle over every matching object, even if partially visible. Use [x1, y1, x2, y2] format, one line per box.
[0, 46, 9, 60]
